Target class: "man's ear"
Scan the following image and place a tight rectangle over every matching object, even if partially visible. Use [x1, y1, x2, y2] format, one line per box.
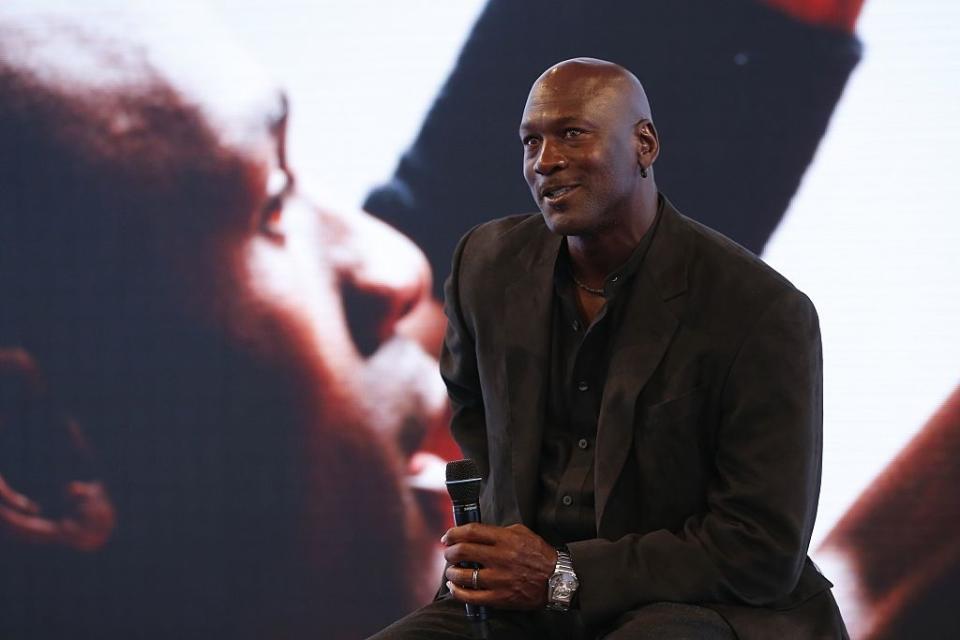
[634, 119, 660, 169]
[0, 348, 115, 551]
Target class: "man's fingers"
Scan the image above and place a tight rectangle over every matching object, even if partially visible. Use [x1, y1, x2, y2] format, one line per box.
[0, 481, 115, 551]
[444, 565, 507, 591]
[0, 503, 60, 544]
[441, 522, 502, 546]
[0, 474, 39, 514]
[442, 541, 501, 566]
[444, 565, 476, 589]
[446, 581, 498, 606]
[445, 580, 532, 610]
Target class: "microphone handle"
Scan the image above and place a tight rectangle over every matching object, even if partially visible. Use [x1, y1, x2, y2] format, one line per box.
[451, 501, 488, 621]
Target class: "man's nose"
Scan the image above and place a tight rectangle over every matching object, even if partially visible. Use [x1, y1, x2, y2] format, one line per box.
[333, 209, 443, 358]
[534, 139, 567, 175]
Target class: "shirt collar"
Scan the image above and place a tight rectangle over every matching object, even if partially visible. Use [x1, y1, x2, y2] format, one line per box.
[555, 195, 664, 300]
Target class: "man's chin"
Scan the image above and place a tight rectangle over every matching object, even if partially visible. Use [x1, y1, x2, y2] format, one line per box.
[542, 209, 589, 237]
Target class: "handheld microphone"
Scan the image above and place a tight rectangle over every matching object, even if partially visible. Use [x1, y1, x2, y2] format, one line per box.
[445, 459, 488, 623]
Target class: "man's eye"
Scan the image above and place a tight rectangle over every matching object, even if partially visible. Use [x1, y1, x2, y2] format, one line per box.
[563, 128, 584, 139]
[522, 136, 540, 149]
[260, 168, 292, 241]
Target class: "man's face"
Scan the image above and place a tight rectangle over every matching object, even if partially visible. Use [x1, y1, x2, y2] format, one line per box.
[520, 72, 642, 237]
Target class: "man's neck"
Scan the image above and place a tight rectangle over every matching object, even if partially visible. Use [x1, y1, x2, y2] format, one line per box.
[567, 190, 658, 286]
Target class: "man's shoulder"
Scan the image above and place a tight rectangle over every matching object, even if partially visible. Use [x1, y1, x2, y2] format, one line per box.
[675, 206, 799, 294]
[466, 212, 546, 247]
[457, 212, 550, 267]
[660, 203, 814, 323]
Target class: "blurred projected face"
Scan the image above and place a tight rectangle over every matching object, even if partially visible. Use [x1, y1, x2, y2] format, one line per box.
[87, 9, 452, 467]
[149, 17, 450, 447]
[225, 71, 450, 459]
[0, 0, 448, 613]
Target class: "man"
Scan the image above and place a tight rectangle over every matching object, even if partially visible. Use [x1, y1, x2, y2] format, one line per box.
[0, 3, 447, 637]
[371, 58, 846, 638]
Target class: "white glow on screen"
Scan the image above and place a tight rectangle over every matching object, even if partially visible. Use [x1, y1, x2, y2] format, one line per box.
[764, 0, 960, 545]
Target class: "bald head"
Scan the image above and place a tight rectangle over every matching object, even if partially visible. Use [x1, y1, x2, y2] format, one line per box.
[526, 57, 653, 126]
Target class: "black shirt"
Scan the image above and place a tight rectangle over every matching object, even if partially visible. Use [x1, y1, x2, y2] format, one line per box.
[536, 200, 663, 546]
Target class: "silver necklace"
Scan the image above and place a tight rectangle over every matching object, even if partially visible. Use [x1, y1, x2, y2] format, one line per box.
[572, 276, 605, 297]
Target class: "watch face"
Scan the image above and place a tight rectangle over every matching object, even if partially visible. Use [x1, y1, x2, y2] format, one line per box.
[549, 573, 579, 601]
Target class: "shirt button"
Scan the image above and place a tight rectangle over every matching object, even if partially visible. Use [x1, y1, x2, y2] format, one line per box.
[572, 320, 581, 331]
[561, 495, 573, 506]
[578, 438, 590, 450]
[577, 381, 589, 392]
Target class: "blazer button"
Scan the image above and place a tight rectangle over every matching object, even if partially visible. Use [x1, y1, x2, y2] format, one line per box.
[577, 381, 589, 392]
[578, 438, 589, 450]
[561, 495, 573, 506]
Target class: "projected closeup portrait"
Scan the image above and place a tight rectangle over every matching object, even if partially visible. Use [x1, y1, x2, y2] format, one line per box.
[0, 3, 447, 638]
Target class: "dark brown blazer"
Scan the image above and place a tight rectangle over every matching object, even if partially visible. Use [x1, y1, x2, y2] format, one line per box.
[440, 197, 847, 639]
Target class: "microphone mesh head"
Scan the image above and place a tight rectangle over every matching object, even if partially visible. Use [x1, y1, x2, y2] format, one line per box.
[445, 459, 482, 503]
[445, 458, 480, 482]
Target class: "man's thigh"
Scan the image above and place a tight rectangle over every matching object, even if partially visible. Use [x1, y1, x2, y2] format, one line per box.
[367, 596, 547, 640]
[599, 602, 735, 640]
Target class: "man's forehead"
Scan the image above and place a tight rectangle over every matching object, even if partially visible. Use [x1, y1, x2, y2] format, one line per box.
[1, 1, 284, 147]
[520, 88, 620, 129]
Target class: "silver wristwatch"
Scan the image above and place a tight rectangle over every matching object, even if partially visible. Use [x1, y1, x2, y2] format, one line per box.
[546, 547, 579, 611]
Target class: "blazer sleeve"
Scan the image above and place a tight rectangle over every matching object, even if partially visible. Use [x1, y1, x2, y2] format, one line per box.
[568, 288, 824, 625]
[438, 227, 489, 479]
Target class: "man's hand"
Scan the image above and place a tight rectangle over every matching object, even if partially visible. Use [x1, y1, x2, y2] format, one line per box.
[442, 522, 557, 609]
[0, 348, 115, 551]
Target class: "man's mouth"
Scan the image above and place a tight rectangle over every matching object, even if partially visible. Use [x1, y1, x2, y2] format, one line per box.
[540, 184, 579, 202]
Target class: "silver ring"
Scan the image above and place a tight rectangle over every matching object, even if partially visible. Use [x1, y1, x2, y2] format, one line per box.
[471, 567, 479, 590]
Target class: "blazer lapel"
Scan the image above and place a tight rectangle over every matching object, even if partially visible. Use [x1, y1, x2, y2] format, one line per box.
[595, 201, 689, 533]
[501, 229, 561, 526]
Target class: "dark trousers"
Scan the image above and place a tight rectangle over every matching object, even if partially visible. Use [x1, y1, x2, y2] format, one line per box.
[368, 596, 736, 639]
